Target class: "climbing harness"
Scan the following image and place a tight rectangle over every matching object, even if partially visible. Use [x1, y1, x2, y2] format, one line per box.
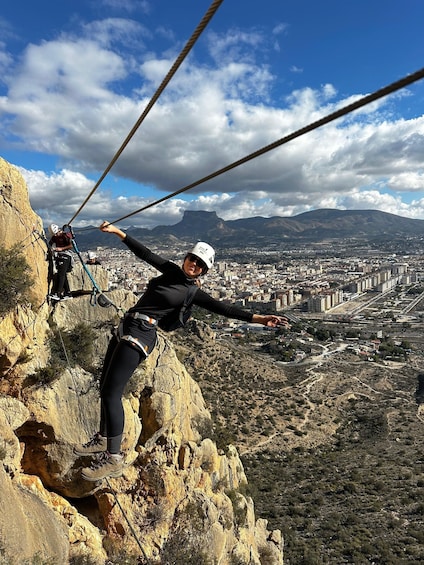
[115, 319, 150, 358]
[126, 312, 158, 326]
[114, 312, 157, 358]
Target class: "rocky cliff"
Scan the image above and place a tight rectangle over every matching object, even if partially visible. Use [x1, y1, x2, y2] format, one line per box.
[0, 158, 283, 564]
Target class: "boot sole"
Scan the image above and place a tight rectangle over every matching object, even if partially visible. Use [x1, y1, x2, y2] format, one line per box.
[82, 469, 124, 482]
[73, 448, 105, 456]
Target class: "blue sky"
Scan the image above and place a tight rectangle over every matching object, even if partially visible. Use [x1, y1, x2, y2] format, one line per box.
[1, 0, 424, 229]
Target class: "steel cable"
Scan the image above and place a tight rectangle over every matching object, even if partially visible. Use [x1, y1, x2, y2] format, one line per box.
[105, 477, 151, 563]
[68, 0, 224, 225]
[108, 66, 424, 225]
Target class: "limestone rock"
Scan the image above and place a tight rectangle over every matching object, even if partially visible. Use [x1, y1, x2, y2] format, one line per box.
[0, 467, 69, 564]
[67, 262, 109, 293]
[0, 157, 48, 306]
[0, 159, 51, 378]
[0, 156, 284, 564]
[19, 474, 107, 564]
[0, 303, 51, 379]
[18, 364, 142, 498]
[0, 395, 29, 473]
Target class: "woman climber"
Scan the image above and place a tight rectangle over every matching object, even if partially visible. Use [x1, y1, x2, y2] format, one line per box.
[74, 221, 289, 482]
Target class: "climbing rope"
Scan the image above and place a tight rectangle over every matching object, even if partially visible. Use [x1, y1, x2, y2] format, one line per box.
[15, 230, 38, 249]
[62, 224, 124, 312]
[106, 66, 424, 225]
[27, 229, 48, 253]
[105, 477, 151, 564]
[68, 0, 224, 226]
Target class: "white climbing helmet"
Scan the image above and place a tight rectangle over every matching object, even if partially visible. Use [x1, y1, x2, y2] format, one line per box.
[189, 242, 215, 270]
[48, 223, 60, 237]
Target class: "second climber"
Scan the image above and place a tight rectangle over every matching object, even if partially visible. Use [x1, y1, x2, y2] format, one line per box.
[47, 223, 74, 301]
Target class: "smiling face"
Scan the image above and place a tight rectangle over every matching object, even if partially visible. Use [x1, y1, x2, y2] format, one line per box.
[182, 253, 206, 278]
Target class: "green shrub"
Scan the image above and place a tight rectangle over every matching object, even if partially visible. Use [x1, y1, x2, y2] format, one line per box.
[210, 420, 237, 451]
[30, 322, 96, 385]
[69, 556, 100, 565]
[29, 364, 64, 386]
[49, 322, 96, 370]
[192, 415, 214, 440]
[0, 244, 34, 315]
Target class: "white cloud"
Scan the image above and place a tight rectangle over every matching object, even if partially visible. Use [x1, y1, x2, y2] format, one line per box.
[99, 0, 150, 14]
[206, 29, 265, 66]
[1, 17, 424, 228]
[272, 23, 289, 36]
[387, 172, 424, 192]
[81, 18, 150, 49]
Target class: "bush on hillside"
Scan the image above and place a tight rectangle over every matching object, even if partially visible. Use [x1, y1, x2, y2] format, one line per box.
[29, 322, 97, 385]
[0, 244, 34, 316]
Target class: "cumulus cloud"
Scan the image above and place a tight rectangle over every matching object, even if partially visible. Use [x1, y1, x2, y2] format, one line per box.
[387, 171, 424, 192]
[99, 0, 150, 14]
[1, 14, 424, 229]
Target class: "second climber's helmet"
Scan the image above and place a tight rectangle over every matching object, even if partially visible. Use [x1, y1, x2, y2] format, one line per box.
[48, 224, 60, 237]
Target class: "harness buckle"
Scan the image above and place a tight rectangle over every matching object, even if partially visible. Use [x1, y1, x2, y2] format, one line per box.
[126, 312, 158, 326]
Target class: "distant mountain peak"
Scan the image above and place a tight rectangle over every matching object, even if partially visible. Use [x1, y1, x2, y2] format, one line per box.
[74, 208, 424, 249]
[182, 210, 219, 219]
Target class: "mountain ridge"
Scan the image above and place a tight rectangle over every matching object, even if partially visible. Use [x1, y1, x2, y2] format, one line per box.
[74, 208, 424, 250]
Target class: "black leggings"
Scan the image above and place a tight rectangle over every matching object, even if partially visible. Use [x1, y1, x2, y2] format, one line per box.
[52, 254, 71, 296]
[99, 316, 157, 451]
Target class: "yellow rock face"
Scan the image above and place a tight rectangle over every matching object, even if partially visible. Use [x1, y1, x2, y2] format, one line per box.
[0, 157, 48, 306]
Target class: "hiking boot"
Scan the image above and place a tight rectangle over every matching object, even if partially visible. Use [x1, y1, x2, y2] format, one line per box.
[73, 433, 107, 456]
[81, 451, 124, 482]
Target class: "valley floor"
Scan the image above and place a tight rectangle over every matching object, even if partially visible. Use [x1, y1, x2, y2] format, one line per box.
[174, 323, 424, 564]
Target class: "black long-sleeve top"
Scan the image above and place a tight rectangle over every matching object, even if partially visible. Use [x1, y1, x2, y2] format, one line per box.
[124, 235, 254, 328]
